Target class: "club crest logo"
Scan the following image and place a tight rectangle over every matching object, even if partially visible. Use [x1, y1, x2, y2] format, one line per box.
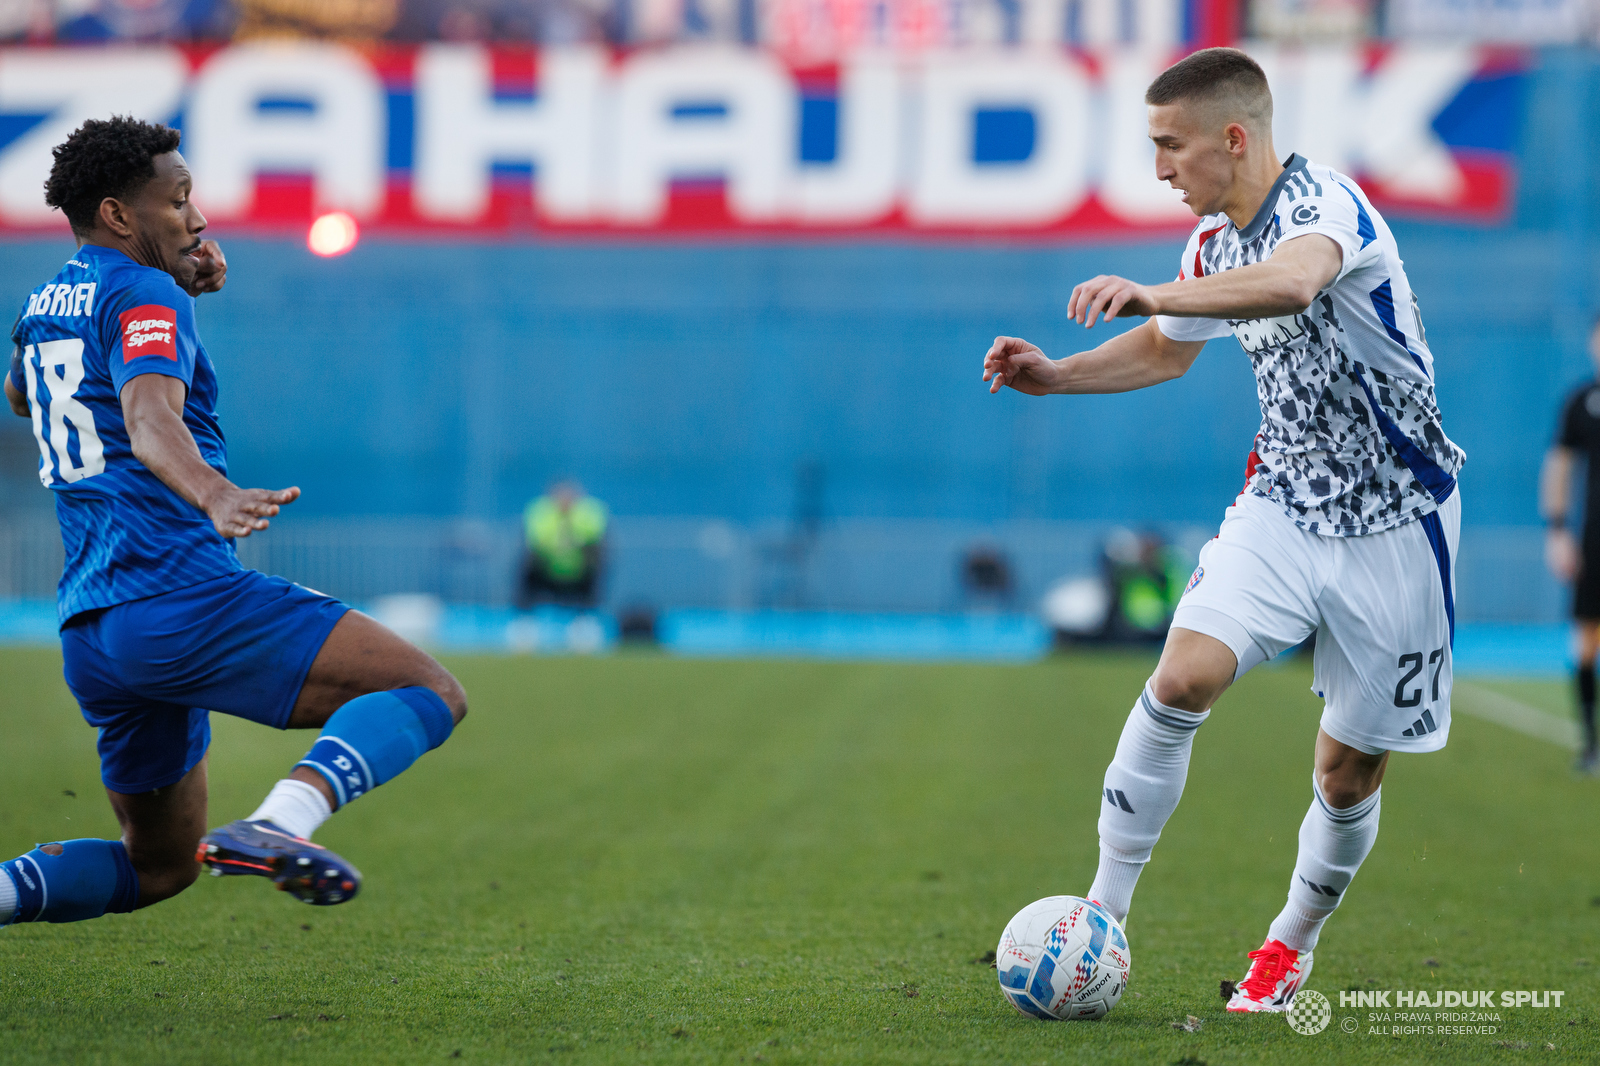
[1184, 566, 1204, 595]
[1286, 989, 1332, 1035]
[1291, 204, 1321, 226]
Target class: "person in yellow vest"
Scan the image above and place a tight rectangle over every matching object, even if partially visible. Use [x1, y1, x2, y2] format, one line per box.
[516, 481, 608, 609]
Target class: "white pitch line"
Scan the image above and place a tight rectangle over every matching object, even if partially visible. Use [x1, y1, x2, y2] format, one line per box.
[1452, 682, 1581, 751]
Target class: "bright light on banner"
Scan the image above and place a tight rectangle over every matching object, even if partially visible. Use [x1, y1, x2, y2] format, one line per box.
[307, 211, 360, 256]
[0, 44, 1523, 237]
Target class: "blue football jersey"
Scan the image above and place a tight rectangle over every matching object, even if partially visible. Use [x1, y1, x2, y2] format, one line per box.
[7, 244, 240, 623]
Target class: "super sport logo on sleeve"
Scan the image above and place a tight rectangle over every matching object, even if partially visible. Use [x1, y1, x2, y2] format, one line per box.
[119, 305, 177, 362]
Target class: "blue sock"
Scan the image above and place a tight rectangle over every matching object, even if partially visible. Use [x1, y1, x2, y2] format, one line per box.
[2, 839, 139, 924]
[295, 687, 454, 809]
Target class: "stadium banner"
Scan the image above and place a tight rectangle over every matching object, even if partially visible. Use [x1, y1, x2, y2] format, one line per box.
[0, 43, 1522, 238]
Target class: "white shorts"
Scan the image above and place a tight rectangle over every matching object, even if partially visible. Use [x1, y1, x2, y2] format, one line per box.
[1171, 490, 1461, 755]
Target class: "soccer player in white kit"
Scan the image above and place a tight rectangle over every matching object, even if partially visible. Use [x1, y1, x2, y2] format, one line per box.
[982, 47, 1464, 1012]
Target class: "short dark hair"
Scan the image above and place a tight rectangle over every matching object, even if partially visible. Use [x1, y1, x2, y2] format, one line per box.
[1145, 47, 1272, 129]
[44, 116, 182, 237]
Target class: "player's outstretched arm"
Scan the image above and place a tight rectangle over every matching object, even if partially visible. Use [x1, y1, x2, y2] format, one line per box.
[1068, 235, 1344, 327]
[121, 373, 298, 538]
[984, 321, 1206, 397]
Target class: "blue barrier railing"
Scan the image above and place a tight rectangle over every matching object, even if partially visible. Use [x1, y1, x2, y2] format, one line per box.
[0, 515, 1563, 622]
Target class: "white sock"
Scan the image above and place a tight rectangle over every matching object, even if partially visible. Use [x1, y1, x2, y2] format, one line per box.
[247, 779, 333, 841]
[0, 865, 15, 924]
[1088, 682, 1209, 925]
[1087, 842, 1145, 925]
[1267, 778, 1382, 952]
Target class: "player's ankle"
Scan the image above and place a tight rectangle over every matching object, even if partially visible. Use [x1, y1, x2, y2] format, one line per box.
[285, 768, 339, 813]
[249, 778, 333, 840]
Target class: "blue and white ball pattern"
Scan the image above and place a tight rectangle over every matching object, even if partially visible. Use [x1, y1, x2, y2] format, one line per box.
[996, 896, 1131, 1020]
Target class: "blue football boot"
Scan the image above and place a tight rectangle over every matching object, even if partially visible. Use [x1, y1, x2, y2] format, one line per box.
[196, 820, 362, 905]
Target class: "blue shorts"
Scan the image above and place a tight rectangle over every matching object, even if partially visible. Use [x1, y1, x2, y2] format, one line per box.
[61, 570, 350, 794]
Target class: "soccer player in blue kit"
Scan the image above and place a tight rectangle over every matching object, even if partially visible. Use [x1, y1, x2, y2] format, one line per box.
[1, 116, 467, 926]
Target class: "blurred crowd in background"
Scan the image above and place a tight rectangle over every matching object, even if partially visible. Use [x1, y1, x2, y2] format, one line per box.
[0, 0, 1593, 49]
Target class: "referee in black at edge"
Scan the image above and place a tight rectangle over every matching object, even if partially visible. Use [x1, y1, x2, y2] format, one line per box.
[1542, 314, 1600, 775]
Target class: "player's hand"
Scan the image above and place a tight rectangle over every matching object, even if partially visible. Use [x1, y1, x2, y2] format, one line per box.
[983, 336, 1060, 396]
[1068, 275, 1160, 328]
[206, 485, 299, 538]
[185, 240, 227, 296]
[1546, 527, 1580, 582]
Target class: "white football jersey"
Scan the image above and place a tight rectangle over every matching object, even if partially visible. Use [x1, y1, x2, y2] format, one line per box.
[1155, 154, 1465, 537]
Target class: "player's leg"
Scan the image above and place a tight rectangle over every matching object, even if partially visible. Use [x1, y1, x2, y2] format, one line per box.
[1255, 731, 1387, 969]
[1, 621, 208, 926]
[1086, 628, 1232, 923]
[41, 570, 463, 907]
[1226, 723, 1386, 1013]
[276, 607, 465, 818]
[1573, 619, 1599, 773]
[1568, 534, 1600, 772]
[0, 835, 141, 927]
[107, 758, 210, 906]
[1087, 494, 1324, 927]
[199, 608, 466, 902]
[1229, 491, 1460, 1013]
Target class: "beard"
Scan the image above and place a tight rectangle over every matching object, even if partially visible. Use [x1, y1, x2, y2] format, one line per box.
[131, 230, 199, 289]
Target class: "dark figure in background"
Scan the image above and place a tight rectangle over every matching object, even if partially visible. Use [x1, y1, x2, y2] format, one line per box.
[960, 544, 1014, 608]
[517, 481, 607, 609]
[1541, 315, 1600, 775]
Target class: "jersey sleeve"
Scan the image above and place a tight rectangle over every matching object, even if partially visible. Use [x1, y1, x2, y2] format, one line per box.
[1558, 387, 1589, 449]
[1274, 178, 1378, 284]
[1155, 314, 1233, 342]
[1154, 218, 1233, 343]
[104, 275, 198, 396]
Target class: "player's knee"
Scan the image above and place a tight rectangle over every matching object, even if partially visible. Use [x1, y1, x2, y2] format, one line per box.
[432, 669, 468, 726]
[1318, 777, 1373, 811]
[407, 657, 466, 725]
[1315, 762, 1381, 810]
[1150, 664, 1226, 713]
[132, 855, 201, 907]
[1322, 786, 1360, 811]
[395, 650, 466, 726]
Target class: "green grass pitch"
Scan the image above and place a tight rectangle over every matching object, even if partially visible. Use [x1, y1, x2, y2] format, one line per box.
[1, 645, 1596, 1065]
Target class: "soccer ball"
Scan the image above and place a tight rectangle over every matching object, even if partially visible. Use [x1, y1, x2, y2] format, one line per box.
[996, 896, 1131, 1020]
